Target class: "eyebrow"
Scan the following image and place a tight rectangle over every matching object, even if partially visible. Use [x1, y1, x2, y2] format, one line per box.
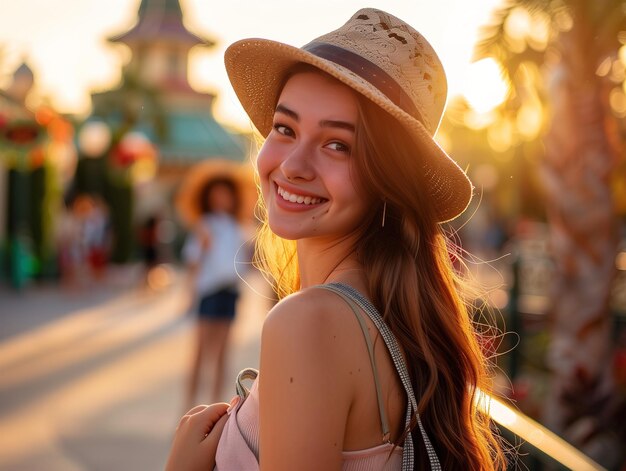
[275, 104, 355, 133]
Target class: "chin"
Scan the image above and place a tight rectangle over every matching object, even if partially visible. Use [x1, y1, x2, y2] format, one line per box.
[267, 220, 302, 241]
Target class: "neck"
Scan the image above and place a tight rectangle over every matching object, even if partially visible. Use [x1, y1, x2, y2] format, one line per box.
[296, 234, 363, 288]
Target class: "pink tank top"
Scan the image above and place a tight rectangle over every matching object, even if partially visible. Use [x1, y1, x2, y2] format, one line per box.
[215, 283, 440, 470]
[215, 377, 402, 470]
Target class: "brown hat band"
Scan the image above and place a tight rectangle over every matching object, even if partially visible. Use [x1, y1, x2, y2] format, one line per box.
[302, 42, 423, 125]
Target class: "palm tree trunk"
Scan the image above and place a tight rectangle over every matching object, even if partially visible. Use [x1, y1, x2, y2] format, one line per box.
[541, 8, 620, 464]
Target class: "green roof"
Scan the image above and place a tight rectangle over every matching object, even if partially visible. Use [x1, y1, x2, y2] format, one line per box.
[136, 111, 247, 163]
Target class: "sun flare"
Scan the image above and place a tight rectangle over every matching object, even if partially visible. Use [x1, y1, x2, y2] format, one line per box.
[461, 58, 509, 114]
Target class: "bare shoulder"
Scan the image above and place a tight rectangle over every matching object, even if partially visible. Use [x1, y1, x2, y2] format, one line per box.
[260, 286, 367, 382]
[262, 286, 357, 347]
[259, 286, 364, 426]
[258, 287, 365, 468]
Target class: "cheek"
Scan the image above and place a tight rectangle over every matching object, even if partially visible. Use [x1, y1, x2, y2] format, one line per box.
[256, 143, 276, 197]
[339, 167, 371, 219]
[336, 165, 364, 202]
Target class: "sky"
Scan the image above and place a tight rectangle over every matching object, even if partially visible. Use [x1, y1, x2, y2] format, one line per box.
[0, 0, 506, 131]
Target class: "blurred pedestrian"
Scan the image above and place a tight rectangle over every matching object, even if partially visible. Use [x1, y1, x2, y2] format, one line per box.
[56, 191, 82, 289]
[84, 195, 110, 280]
[138, 214, 160, 287]
[167, 7, 506, 471]
[180, 174, 245, 410]
[56, 192, 110, 289]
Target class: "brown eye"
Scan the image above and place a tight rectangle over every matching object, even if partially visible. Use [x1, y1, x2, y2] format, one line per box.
[326, 141, 351, 154]
[274, 123, 295, 137]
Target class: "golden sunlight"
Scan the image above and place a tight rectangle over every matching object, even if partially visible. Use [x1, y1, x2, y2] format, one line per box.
[461, 58, 509, 114]
[0, 0, 508, 131]
[516, 102, 543, 140]
[479, 392, 605, 471]
[487, 118, 514, 152]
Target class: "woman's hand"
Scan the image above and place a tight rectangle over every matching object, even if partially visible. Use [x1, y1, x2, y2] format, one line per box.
[165, 402, 229, 471]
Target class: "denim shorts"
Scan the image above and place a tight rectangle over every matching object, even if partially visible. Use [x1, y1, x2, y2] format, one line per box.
[198, 287, 239, 320]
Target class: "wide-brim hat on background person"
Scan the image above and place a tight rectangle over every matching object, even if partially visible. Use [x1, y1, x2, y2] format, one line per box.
[224, 8, 473, 223]
[175, 158, 256, 227]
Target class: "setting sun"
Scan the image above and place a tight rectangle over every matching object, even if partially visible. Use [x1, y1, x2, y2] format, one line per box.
[461, 58, 509, 113]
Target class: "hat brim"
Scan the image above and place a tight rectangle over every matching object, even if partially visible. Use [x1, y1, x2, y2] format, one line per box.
[175, 158, 256, 227]
[225, 39, 473, 222]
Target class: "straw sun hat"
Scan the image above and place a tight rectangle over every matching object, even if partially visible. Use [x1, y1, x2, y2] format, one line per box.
[225, 8, 473, 222]
[175, 159, 256, 227]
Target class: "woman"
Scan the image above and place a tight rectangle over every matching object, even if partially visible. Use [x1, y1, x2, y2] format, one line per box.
[181, 176, 244, 409]
[167, 8, 506, 470]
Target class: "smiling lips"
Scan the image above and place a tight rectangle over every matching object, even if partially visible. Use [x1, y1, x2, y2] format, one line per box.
[277, 185, 326, 205]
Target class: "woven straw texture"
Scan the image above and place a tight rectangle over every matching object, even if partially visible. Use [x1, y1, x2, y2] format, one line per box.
[175, 159, 256, 227]
[224, 8, 473, 222]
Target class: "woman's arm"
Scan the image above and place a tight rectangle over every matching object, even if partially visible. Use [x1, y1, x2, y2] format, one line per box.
[259, 290, 354, 471]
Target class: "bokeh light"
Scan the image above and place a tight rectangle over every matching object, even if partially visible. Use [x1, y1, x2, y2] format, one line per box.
[617, 252, 626, 271]
[78, 121, 112, 158]
[461, 58, 509, 114]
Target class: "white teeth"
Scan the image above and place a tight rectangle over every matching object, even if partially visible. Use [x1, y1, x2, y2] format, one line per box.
[277, 186, 323, 205]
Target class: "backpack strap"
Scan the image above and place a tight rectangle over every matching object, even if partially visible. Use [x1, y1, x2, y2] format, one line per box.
[235, 367, 259, 400]
[322, 282, 441, 471]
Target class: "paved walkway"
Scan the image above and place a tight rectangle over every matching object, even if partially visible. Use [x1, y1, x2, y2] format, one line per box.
[0, 265, 272, 471]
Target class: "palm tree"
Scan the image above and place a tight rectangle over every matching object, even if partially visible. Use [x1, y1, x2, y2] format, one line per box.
[476, 0, 624, 466]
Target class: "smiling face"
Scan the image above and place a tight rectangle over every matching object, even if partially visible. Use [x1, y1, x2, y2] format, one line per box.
[257, 71, 370, 242]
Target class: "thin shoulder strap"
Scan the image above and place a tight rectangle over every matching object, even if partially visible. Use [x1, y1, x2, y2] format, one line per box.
[323, 282, 441, 471]
[316, 285, 391, 443]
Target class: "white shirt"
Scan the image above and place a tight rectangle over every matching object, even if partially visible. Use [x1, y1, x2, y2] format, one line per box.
[182, 213, 245, 296]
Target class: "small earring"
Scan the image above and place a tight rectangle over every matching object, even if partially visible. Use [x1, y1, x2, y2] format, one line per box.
[381, 201, 387, 228]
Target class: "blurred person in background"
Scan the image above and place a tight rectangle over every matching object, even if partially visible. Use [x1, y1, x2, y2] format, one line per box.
[84, 195, 110, 280]
[181, 175, 245, 410]
[56, 191, 83, 289]
[56, 192, 110, 289]
[138, 214, 161, 287]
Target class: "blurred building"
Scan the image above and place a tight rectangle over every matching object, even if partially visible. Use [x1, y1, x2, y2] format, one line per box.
[90, 0, 248, 177]
[0, 62, 76, 287]
[80, 0, 251, 262]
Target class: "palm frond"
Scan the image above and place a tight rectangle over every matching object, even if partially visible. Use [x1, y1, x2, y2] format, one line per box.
[473, 3, 515, 62]
[475, 6, 548, 89]
[475, 0, 574, 81]
[514, 0, 557, 16]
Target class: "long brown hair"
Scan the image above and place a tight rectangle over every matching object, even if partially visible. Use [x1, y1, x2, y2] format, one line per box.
[254, 67, 506, 470]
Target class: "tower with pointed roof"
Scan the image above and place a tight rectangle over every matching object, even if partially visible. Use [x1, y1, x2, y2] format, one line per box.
[91, 0, 247, 172]
[5, 63, 35, 105]
[85, 0, 249, 259]
[108, 0, 214, 93]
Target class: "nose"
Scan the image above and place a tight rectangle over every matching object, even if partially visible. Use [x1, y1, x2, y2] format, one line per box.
[280, 142, 315, 181]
